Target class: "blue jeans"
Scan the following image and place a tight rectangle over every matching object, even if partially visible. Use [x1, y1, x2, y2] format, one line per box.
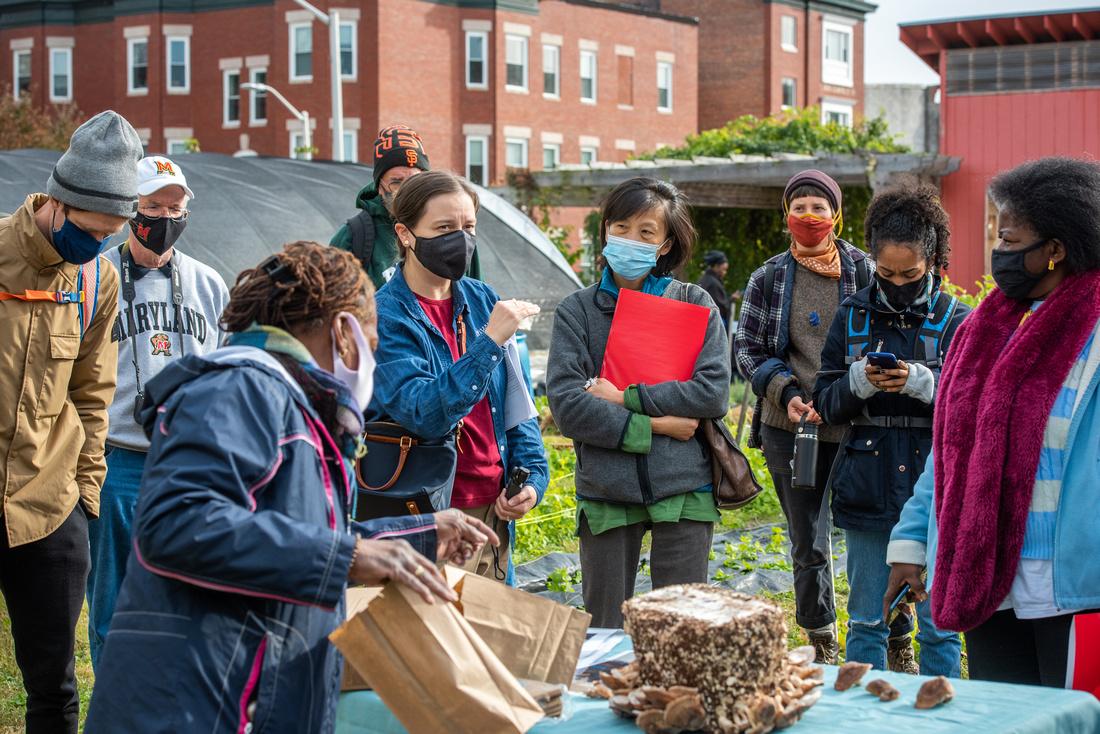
[87, 446, 147, 670]
[845, 528, 961, 676]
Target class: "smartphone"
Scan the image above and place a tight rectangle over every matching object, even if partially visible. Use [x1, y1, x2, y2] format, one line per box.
[866, 351, 900, 369]
[887, 583, 911, 622]
[505, 467, 531, 500]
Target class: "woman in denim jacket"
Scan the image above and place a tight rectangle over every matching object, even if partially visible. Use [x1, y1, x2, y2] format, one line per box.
[369, 171, 549, 581]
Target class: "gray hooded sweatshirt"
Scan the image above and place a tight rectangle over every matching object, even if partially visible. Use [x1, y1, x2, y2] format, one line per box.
[547, 280, 731, 505]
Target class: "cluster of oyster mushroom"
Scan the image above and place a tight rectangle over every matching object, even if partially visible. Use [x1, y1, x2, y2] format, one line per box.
[834, 661, 955, 709]
[590, 646, 824, 734]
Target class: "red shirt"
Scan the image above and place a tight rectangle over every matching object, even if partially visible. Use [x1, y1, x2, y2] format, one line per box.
[415, 294, 504, 509]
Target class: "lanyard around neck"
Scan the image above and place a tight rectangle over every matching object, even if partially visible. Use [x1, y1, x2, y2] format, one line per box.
[120, 244, 186, 400]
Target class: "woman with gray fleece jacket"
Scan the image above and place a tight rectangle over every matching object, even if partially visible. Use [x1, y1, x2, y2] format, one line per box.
[547, 178, 730, 628]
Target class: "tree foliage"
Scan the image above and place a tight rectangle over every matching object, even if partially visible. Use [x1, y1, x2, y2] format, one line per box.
[642, 107, 909, 160]
[0, 90, 83, 151]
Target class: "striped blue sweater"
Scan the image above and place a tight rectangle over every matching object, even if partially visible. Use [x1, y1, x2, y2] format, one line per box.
[1022, 325, 1100, 559]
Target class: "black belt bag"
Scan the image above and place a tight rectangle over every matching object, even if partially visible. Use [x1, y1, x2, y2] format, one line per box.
[354, 421, 458, 521]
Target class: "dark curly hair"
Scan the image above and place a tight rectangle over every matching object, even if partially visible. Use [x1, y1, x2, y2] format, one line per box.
[863, 180, 951, 271]
[221, 241, 374, 334]
[599, 177, 696, 276]
[989, 157, 1100, 274]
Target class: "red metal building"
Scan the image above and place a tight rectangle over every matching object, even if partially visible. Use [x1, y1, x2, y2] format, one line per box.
[902, 8, 1100, 290]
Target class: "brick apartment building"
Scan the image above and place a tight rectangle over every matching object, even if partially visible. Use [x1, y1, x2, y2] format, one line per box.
[0, 0, 699, 185]
[652, 0, 874, 130]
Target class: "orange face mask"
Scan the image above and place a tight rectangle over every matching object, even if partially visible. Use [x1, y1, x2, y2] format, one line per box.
[787, 213, 835, 249]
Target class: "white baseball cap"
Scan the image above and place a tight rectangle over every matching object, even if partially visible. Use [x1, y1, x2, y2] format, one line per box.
[135, 155, 195, 200]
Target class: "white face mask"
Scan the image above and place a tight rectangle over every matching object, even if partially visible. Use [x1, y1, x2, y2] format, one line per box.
[331, 312, 376, 412]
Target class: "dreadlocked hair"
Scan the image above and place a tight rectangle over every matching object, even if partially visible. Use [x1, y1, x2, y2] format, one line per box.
[863, 180, 951, 271]
[220, 241, 374, 334]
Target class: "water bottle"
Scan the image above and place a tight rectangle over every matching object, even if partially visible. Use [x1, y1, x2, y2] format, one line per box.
[791, 414, 819, 490]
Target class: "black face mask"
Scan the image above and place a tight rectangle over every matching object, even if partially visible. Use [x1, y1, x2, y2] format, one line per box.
[876, 273, 928, 309]
[130, 212, 187, 256]
[413, 230, 476, 281]
[991, 238, 1049, 301]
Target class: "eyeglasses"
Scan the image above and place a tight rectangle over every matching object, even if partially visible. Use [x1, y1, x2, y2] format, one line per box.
[138, 205, 189, 220]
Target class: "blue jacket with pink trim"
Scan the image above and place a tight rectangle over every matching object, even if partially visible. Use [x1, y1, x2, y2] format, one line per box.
[85, 346, 438, 734]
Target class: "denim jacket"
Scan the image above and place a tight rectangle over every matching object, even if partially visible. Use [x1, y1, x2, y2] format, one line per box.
[369, 269, 550, 549]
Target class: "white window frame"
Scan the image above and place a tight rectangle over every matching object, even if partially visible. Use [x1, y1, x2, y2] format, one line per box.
[12, 49, 31, 101]
[49, 47, 72, 102]
[341, 129, 358, 163]
[290, 130, 312, 160]
[166, 36, 190, 93]
[223, 68, 241, 127]
[465, 31, 488, 90]
[542, 44, 560, 98]
[781, 77, 796, 109]
[339, 19, 357, 80]
[822, 19, 853, 88]
[580, 49, 597, 104]
[465, 135, 488, 185]
[781, 15, 798, 53]
[542, 143, 560, 170]
[505, 137, 529, 169]
[166, 139, 189, 155]
[821, 100, 854, 127]
[127, 37, 148, 95]
[505, 34, 528, 93]
[289, 22, 313, 82]
[249, 67, 268, 126]
[657, 61, 673, 113]
[580, 146, 597, 165]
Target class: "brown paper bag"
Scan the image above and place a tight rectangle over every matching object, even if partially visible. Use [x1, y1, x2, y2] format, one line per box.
[448, 567, 591, 686]
[340, 587, 382, 692]
[331, 579, 544, 734]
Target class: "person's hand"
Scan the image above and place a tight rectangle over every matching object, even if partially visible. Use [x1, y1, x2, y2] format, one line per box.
[586, 377, 624, 406]
[786, 396, 822, 425]
[883, 562, 927, 621]
[347, 538, 457, 604]
[866, 361, 910, 393]
[651, 416, 700, 441]
[434, 508, 500, 567]
[495, 486, 538, 521]
[485, 299, 541, 346]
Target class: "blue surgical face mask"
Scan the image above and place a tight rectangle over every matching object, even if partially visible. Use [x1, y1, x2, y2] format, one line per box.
[51, 213, 111, 264]
[603, 234, 662, 280]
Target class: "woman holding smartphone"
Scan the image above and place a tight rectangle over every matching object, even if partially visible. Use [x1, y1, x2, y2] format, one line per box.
[813, 183, 968, 675]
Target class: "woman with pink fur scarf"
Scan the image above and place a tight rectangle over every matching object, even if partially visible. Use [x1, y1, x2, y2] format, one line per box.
[885, 157, 1100, 688]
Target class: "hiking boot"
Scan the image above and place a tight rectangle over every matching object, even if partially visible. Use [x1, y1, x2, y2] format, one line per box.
[807, 628, 839, 665]
[887, 635, 919, 674]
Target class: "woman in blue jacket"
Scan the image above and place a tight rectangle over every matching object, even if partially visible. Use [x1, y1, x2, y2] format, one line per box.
[86, 242, 497, 733]
[370, 170, 549, 581]
[887, 157, 1100, 689]
[813, 184, 968, 675]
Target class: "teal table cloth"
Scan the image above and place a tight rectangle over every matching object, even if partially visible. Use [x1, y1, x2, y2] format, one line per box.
[336, 640, 1100, 734]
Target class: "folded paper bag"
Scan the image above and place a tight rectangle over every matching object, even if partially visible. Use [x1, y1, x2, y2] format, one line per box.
[448, 567, 591, 687]
[330, 579, 544, 734]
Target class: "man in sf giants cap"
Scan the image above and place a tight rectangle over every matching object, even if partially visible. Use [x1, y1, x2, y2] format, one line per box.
[0, 110, 141, 732]
[331, 125, 482, 287]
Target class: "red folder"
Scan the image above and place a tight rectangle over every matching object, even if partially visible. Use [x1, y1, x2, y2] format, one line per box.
[600, 288, 710, 390]
[1069, 612, 1100, 699]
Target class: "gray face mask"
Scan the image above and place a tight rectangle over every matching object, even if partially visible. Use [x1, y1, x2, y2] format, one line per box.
[413, 230, 476, 281]
[379, 189, 395, 212]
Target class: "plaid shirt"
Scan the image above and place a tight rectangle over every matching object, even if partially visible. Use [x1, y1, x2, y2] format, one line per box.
[734, 240, 870, 392]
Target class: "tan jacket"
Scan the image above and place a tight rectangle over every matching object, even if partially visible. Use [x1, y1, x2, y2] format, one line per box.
[0, 194, 119, 547]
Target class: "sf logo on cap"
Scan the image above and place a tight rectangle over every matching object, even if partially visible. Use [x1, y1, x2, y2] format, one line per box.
[405, 149, 419, 166]
[155, 160, 176, 176]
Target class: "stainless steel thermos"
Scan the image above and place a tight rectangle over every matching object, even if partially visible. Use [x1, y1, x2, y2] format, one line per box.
[791, 414, 819, 489]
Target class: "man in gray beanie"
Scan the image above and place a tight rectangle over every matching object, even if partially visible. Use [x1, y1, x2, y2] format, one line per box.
[0, 109, 140, 733]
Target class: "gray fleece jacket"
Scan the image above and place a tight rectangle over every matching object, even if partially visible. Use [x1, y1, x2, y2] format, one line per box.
[547, 280, 731, 505]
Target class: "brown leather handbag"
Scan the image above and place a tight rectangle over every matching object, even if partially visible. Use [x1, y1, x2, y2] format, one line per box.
[354, 421, 458, 521]
[699, 417, 764, 510]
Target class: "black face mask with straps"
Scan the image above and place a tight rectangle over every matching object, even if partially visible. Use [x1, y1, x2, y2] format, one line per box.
[991, 238, 1049, 301]
[130, 211, 188, 256]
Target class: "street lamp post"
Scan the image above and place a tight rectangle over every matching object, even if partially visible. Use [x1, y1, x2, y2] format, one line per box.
[240, 82, 311, 160]
[292, 0, 344, 163]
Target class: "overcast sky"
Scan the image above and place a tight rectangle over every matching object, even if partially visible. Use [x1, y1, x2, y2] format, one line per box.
[864, 0, 1087, 85]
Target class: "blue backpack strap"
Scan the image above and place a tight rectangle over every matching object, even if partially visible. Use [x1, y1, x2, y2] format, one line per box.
[915, 291, 958, 368]
[844, 305, 871, 365]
